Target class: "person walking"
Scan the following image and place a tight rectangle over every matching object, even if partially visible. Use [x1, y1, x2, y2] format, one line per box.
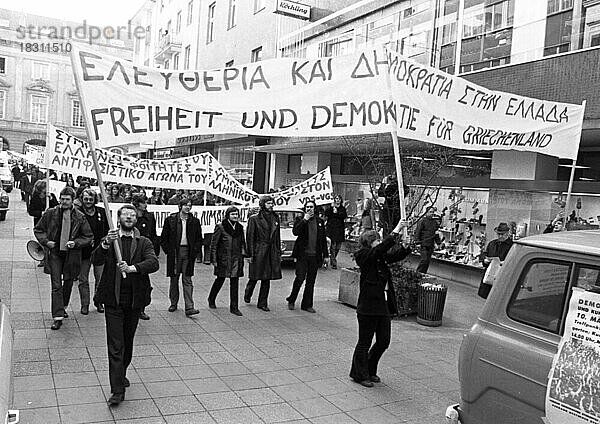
[76, 188, 109, 315]
[34, 187, 93, 330]
[286, 200, 329, 313]
[11, 163, 21, 189]
[208, 206, 246, 316]
[132, 193, 160, 320]
[20, 168, 35, 207]
[350, 219, 410, 387]
[244, 196, 282, 312]
[92, 205, 159, 406]
[413, 206, 441, 274]
[477, 222, 514, 299]
[160, 198, 202, 316]
[325, 195, 347, 269]
[28, 180, 58, 226]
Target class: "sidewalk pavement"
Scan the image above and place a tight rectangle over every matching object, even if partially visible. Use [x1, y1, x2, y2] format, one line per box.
[0, 190, 484, 424]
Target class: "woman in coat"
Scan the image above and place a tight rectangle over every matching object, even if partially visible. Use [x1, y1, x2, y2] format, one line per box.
[208, 206, 246, 316]
[350, 219, 410, 388]
[28, 180, 58, 226]
[324, 195, 347, 269]
[107, 184, 124, 203]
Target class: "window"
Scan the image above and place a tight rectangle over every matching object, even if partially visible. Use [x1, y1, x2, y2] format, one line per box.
[288, 155, 302, 174]
[32, 62, 50, 80]
[173, 53, 180, 70]
[30, 95, 49, 124]
[251, 46, 263, 62]
[544, 10, 573, 56]
[166, 20, 172, 35]
[548, 0, 573, 15]
[187, 0, 194, 25]
[574, 266, 600, 291]
[184, 45, 191, 69]
[71, 99, 85, 127]
[164, 59, 170, 69]
[507, 260, 571, 334]
[228, 0, 237, 29]
[207, 2, 216, 43]
[318, 31, 354, 57]
[0, 57, 5, 75]
[254, 0, 265, 13]
[225, 60, 234, 67]
[0, 90, 5, 119]
[176, 11, 182, 33]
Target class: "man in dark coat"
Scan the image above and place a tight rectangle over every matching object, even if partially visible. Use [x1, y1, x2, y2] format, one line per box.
[244, 195, 282, 311]
[11, 163, 21, 189]
[160, 198, 202, 316]
[132, 193, 159, 320]
[324, 195, 347, 269]
[286, 200, 329, 313]
[92, 204, 159, 406]
[478, 222, 513, 299]
[413, 206, 441, 274]
[34, 186, 93, 330]
[20, 168, 36, 206]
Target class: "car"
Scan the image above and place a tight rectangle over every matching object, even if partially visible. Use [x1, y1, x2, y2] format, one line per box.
[0, 163, 13, 193]
[448, 230, 600, 424]
[0, 187, 8, 221]
[277, 209, 303, 262]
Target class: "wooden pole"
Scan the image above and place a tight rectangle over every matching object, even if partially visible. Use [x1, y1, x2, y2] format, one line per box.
[45, 125, 50, 210]
[69, 47, 126, 277]
[562, 100, 586, 228]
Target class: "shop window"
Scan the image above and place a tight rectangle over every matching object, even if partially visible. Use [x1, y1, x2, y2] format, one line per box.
[544, 10, 572, 56]
[507, 260, 571, 334]
[0, 57, 5, 75]
[71, 99, 85, 127]
[574, 266, 600, 291]
[0, 90, 5, 119]
[207, 2, 216, 43]
[288, 154, 302, 174]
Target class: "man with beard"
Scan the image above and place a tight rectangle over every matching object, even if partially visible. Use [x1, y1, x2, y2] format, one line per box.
[76, 188, 109, 314]
[244, 196, 282, 312]
[93, 205, 159, 406]
[132, 193, 160, 320]
[160, 198, 202, 316]
[34, 186, 93, 329]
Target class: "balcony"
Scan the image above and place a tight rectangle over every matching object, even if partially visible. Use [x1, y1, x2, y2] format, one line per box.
[154, 33, 182, 62]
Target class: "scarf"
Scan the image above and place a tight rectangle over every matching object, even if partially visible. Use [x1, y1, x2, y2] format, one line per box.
[222, 220, 243, 238]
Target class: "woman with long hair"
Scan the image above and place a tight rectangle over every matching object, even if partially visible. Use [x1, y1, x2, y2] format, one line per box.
[324, 194, 347, 269]
[149, 188, 164, 205]
[106, 184, 124, 203]
[349, 219, 409, 387]
[208, 206, 247, 316]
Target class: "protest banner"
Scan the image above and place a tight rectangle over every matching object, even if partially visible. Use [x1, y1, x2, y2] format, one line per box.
[546, 287, 600, 424]
[24, 144, 45, 166]
[45, 125, 333, 207]
[48, 179, 66, 199]
[70, 45, 584, 160]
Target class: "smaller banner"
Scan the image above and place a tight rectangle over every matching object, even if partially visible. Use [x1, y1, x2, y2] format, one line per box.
[546, 287, 600, 424]
[24, 144, 45, 166]
[48, 180, 66, 199]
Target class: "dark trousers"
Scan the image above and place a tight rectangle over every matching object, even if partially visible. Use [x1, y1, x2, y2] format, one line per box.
[417, 245, 434, 274]
[245, 279, 270, 308]
[169, 246, 194, 310]
[209, 277, 239, 310]
[22, 191, 31, 207]
[105, 304, 140, 395]
[202, 233, 212, 263]
[350, 314, 391, 382]
[329, 242, 342, 268]
[48, 251, 74, 319]
[287, 255, 319, 309]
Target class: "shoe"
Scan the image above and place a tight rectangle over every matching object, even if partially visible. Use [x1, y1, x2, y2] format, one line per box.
[331, 265, 337, 269]
[257, 305, 270, 312]
[287, 301, 295, 310]
[203, 262, 211, 265]
[80, 305, 89, 315]
[370, 375, 381, 383]
[357, 379, 374, 388]
[107, 392, 124, 406]
[301, 307, 316, 313]
[185, 308, 200, 316]
[124, 377, 130, 387]
[63, 312, 69, 318]
[139, 311, 150, 320]
[50, 320, 62, 330]
[208, 299, 216, 309]
[96, 304, 104, 313]
[168, 305, 177, 312]
[243, 294, 251, 304]
[37, 261, 45, 267]
[230, 309, 243, 316]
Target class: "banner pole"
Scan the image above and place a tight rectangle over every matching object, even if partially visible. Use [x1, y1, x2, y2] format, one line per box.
[563, 100, 586, 229]
[69, 47, 126, 277]
[45, 125, 50, 210]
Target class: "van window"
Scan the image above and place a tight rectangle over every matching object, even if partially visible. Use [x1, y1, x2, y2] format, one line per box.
[574, 266, 600, 291]
[507, 261, 571, 334]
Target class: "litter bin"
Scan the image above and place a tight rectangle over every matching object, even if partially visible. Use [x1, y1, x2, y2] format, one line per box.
[417, 282, 448, 327]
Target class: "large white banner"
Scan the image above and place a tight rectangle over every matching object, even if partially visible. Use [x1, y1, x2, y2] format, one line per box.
[46, 125, 333, 208]
[71, 45, 584, 159]
[546, 287, 600, 424]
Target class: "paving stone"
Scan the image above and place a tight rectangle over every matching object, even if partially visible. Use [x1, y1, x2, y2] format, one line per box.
[109, 398, 162, 421]
[221, 373, 267, 391]
[154, 395, 206, 415]
[13, 374, 55, 392]
[251, 402, 304, 423]
[324, 391, 378, 412]
[185, 377, 230, 395]
[235, 387, 283, 406]
[163, 412, 217, 424]
[195, 391, 245, 410]
[17, 406, 61, 424]
[209, 362, 250, 377]
[146, 379, 192, 398]
[174, 364, 217, 379]
[257, 370, 302, 387]
[53, 371, 100, 389]
[59, 402, 114, 424]
[290, 397, 341, 419]
[309, 413, 360, 424]
[209, 406, 264, 424]
[56, 385, 106, 405]
[347, 406, 399, 424]
[13, 389, 57, 409]
[271, 382, 320, 402]
[136, 366, 180, 382]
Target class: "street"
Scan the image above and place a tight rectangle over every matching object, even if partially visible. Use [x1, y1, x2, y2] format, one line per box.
[0, 190, 485, 424]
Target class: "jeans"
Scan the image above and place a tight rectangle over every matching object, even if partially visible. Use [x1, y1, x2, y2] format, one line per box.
[244, 279, 270, 308]
[349, 314, 391, 382]
[104, 304, 140, 394]
[48, 251, 74, 319]
[329, 241, 343, 268]
[78, 258, 104, 307]
[169, 246, 195, 310]
[208, 277, 239, 310]
[417, 245, 434, 274]
[287, 256, 319, 309]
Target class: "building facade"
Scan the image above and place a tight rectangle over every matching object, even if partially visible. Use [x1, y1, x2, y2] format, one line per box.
[0, 8, 134, 154]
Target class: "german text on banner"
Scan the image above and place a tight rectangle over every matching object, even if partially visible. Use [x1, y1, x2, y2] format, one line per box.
[71, 45, 584, 159]
[546, 287, 600, 424]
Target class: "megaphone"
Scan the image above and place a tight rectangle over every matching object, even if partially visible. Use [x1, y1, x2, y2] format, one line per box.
[27, 240, 45, 262]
